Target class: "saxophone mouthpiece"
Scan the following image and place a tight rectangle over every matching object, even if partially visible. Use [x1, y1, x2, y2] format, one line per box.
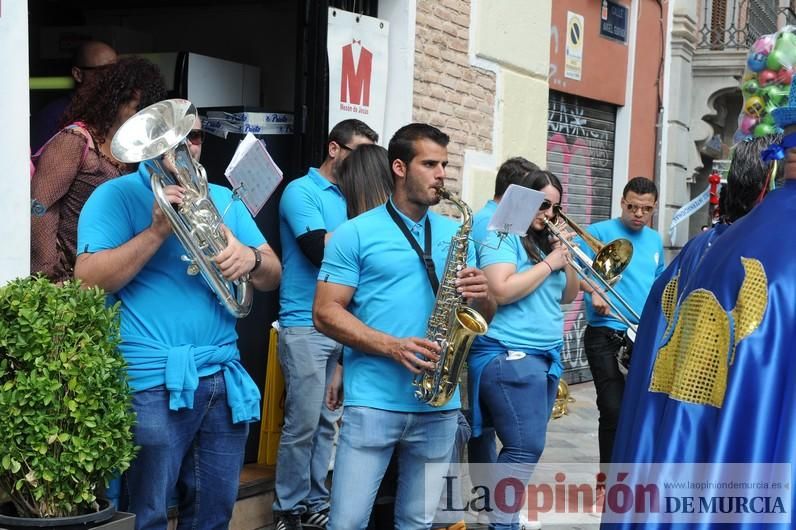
[436, 187, 451, 200]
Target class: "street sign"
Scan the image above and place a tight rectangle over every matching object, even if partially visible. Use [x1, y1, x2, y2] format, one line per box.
[600, 0, 628, 44]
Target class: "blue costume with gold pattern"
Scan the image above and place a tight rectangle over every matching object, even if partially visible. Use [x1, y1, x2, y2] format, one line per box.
[604, 181, 796, 529]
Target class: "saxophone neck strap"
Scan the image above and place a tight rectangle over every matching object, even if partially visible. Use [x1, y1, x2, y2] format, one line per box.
[385, 200, 439, 295]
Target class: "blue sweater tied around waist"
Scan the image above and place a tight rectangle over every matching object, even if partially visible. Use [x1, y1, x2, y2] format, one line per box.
[122, 336, 261, 424]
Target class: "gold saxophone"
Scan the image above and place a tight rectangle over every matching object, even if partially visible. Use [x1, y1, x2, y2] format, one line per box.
[413, 188, 488, 407]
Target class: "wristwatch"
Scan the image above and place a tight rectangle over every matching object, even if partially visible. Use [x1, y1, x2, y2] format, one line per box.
[249, 246, 262, 273]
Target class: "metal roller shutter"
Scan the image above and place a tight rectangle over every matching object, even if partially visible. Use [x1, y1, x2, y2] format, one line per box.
[546, 90, 617, 384]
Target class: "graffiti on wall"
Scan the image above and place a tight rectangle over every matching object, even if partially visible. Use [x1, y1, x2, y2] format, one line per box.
[546, 93, 616, 380]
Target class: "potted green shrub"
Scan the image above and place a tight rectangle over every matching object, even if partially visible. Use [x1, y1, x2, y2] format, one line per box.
[0, 276, 137, 526]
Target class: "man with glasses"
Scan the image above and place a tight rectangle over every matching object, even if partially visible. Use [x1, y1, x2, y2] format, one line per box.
[274, 119, 378, 530]
[31, 40, 118, 152]
[578, 176, 664, 482]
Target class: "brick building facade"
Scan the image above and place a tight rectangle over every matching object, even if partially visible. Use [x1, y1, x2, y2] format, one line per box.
[413, 0, 496, 195]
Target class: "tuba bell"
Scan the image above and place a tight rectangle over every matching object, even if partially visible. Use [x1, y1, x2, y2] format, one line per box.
[111, 99, 253, 318]
[551, 380, 575, 419]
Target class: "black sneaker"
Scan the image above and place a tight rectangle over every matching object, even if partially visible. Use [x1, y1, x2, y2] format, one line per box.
[301, 508, 330, 529]
[275, 512, 303, 530]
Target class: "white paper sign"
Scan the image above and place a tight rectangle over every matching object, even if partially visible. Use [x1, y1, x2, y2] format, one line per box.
[327, 8, 389, 139]
[224, 133, 283, 217]
[487, 184, 546, 235]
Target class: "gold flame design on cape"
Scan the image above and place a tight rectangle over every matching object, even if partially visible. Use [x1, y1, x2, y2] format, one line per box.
[649, 257, 767, 407]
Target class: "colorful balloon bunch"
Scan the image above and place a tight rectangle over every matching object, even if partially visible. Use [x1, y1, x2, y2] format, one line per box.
[736, 27, 796, 142]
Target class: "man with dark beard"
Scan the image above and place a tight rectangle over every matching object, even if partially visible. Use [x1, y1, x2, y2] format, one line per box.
[274, 119, 377, 530]
[314, 123, 496, 529]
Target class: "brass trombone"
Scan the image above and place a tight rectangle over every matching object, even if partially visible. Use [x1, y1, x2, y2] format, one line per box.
[544, 206, 640, 333]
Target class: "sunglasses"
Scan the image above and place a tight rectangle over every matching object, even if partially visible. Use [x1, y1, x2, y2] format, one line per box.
[187, 129, 205, 145]
[336, 142, 353, 152]
[623, 202, 655, 214]
[539, 199, 560, 211]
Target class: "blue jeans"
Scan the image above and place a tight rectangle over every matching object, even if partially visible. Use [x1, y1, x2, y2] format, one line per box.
[123, 371, 249, 530]
[470, 352, 559, 530]
[329, 406, 459, 530]
[273, 326, 342, 515]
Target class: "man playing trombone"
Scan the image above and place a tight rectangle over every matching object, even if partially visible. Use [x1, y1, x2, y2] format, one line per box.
[578, 176, 664, 479]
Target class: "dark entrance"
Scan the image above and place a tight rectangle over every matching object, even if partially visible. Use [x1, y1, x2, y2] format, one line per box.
[28, 0, 376, 461]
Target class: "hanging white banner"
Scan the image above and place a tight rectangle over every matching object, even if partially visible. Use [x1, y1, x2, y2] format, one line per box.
[668, 185, 720, 246]
[327, 8, 389, 140]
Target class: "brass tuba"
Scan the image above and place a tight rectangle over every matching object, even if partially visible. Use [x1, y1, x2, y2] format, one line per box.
[413, 188, 488, 407]
[111, 99, 253, 318]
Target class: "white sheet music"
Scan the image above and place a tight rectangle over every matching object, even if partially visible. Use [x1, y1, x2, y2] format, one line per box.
[487, 184, 546, 235]
[224, 133, 283, 217]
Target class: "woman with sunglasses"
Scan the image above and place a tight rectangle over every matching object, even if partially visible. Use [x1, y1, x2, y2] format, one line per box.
[467, 169, 579, 529]
[31, 56, 166, 282]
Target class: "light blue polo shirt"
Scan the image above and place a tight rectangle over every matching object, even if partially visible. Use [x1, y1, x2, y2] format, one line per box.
[77, 162, 266, 414]
[578, 218, 664, 331]
[318, 198, 476, 412]
[279, 168, 348, 327]
[472, 200, 497, 248]
[477, 230, 567, 350]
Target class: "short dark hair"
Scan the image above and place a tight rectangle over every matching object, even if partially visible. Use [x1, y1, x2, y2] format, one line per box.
[723, 132, 784, 222]
[72, 40, 114, 68]
[623, 176, 658, 201]
[494, 157, 540, 198]
[327, 119, 378, 154]
[388, 123, 450, 169]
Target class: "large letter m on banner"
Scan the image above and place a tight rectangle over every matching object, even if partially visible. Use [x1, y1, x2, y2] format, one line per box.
[340, 43, 373, 106]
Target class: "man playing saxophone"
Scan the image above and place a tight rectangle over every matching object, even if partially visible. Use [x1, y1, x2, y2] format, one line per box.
[313, 123, 495, 530]
[74, 111, 281, 530]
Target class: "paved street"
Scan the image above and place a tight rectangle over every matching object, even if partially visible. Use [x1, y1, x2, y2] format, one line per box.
[542, 381, 600, 465]
[536, 381, 604, 529]
[453, 382, 605, 529]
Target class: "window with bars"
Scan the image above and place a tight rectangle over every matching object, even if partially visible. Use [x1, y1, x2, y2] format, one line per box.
[699, 0, 785, 50]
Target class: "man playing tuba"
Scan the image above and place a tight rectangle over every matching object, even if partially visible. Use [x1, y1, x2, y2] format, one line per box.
[75, 106, 281, 530]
